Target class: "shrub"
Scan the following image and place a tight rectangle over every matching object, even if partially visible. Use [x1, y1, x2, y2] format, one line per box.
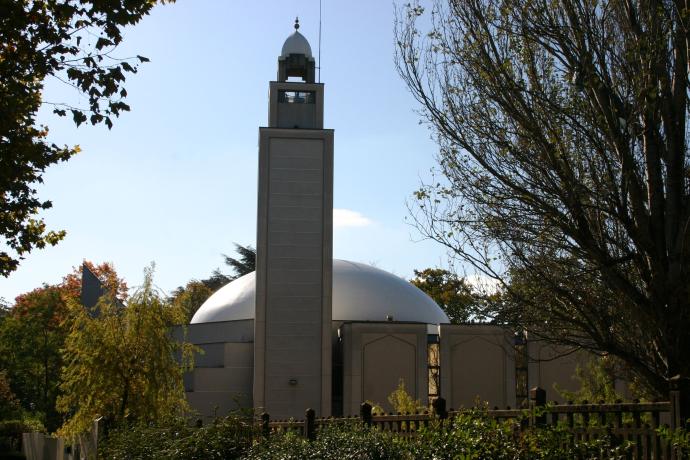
[410, 411, 521, 460]
[387, 379, 425, 415]
[658, 426, 690, 457]
[0, 418, 45, 456]
[243, 422, 407, 460]
[410, 409, 631, 460]
[98, 411, 637, 459]
[169, 416, 255, 459]
[99, 415, 254, 460]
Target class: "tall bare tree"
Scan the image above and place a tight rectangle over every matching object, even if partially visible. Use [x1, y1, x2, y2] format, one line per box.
[396, 0, 690, 396]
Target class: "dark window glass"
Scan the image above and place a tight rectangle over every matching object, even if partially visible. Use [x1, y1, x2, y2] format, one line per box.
[278, 90, 315, 104]
[428, 339, 440, 402]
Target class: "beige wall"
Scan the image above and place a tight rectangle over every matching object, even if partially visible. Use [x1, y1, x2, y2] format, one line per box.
[342, 322, 428, 416]
[528, 341, 593, 402]
[269, 81, 324, 129]
[186, 338, 254, 421]
[254, 128, 334, 419]
[440, 325, 516, 410]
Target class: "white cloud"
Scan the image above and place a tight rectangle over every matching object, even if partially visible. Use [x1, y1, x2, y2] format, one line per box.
[333, 208, 372, 228]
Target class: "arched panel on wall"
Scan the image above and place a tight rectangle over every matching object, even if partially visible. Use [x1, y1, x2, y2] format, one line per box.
[439, 325, 516, 410]
[341, 323, 428, 416]
[362, 334, 416, 412]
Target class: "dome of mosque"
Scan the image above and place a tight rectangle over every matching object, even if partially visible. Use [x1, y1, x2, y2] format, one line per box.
[281, 30, 313, 58]
[191, 259, 449, 325]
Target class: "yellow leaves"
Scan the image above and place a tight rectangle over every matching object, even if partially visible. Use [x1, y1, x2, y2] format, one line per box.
[388, 378, 426, 414]
[57, 267, 195, 436]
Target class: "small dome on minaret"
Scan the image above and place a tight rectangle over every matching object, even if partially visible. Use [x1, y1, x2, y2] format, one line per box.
[281, 18, 313, 58]
[277, 17, 316, 83]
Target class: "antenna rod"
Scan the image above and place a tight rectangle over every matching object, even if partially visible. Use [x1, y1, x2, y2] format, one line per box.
[318, 0, 322, 83]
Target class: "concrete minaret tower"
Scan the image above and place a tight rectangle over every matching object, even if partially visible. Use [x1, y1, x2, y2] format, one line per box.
[254, 19, 333, 418]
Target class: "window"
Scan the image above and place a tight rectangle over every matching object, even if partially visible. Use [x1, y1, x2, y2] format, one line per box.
[278, 90, 315, 104]
[428, 335, 440, 403]
[514, 333, 528, 408]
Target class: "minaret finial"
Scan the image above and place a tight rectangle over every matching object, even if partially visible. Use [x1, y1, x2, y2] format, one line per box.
[294, 17, 300, 30]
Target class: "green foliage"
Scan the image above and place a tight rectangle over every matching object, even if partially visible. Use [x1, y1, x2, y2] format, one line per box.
[223, 243, 256, 279]
[396, 0, 690, 396]
[99, 416, 255, 460]
[387, 379, 426, 414]
[57, 266, 195, 436]
[169, 243, 256, 320]
[411, 411, 521, 459]
[244, 423, 407, 460]
[410, 268, 487, 323]
[96, 411, 639, 460]
[0, 418, 46, 455]
[0, 262, 126, 432]
[557, 356, 625, 404]
[0, 0, 171, 276]
[410, 410, 630, 460]
[241, 430, 310, 460]
[0, 372, 21, 421]
[658, 426, 690, 457]
[0, 286, 68, 431]
[170, 280, 213, 324]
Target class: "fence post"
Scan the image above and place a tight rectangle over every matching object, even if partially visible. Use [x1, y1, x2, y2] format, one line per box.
[305, 408, 316, 441]
[529, 387, 546, 427]
[91, 416, 109, 456]
[669, 375, 690, 429]
[261, 412, 270, 438]
[360, 402, 372, 428]
[432, 397, 448, 420]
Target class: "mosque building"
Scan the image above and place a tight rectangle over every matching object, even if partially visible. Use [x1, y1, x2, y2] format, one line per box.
[181, 21, 588, 421]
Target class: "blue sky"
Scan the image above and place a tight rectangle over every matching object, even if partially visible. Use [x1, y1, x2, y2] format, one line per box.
[0, 0, 458, 301]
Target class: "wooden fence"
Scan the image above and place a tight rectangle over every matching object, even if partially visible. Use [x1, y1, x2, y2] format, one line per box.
[259, 375, 690, 460]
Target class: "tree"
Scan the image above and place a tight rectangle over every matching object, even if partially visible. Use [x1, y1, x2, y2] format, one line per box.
[396, 0, 690, 397]
[62, 260, 129, 302]
[171, 280, 213, 324]
[57, 266, 194, 436]
[0, 372, 21, 421]
[0, 286, 68, 431]
[0, 0, 172, 277]
[0, 261, 125, 431]
[556, 355, 625, 404]
[222, 243, 256, 279]
[410, 268, 484, 323]
[169, 244, 256, 321]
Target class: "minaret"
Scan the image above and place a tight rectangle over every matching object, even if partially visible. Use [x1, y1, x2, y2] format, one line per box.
[254, 19, 333, 418]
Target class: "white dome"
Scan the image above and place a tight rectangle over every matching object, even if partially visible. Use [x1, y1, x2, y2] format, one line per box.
[281, 30, 312, 58]
[191, 259, 449, 324]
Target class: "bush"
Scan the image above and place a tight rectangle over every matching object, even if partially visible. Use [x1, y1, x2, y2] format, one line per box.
[658, 426, 690, 457]
[0, 418, 45, 456]
[99, 411, 637, 459]
[99, 416, 254, 460]
[243, 422, 407, 460]
[410, 410, 631, 460]
[410, 411, 521, 460]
